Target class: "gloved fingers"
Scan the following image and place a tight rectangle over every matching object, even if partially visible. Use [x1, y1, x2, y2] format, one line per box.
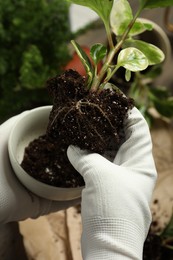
[2, 188, 81, 223]
[67, 145, 114, 180]
[35, 197, 81, 218]
[68, 144, 156, 192]
[67, 145, 91, 177]
[114, 107, 156, 174]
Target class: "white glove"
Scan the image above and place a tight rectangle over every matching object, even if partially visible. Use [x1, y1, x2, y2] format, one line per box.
[0, 112, 80, 225]
[67, 107, 157, 260]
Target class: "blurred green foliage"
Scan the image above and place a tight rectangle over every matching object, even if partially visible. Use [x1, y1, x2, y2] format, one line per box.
[0, 0, 71, 122]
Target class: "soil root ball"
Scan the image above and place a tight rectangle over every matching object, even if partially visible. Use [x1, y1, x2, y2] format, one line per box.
[47, 69, 134, 153]
[21, 69, 134, 188]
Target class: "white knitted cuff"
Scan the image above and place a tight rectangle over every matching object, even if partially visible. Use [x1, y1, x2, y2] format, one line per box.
[81, 217, 146, 260]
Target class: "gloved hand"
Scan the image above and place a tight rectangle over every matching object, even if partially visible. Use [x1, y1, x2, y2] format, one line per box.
[67, 107, 157, 260]
[0, 112, 80, 225]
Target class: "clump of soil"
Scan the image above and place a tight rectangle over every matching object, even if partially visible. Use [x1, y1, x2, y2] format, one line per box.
[21, 69, 134, 188]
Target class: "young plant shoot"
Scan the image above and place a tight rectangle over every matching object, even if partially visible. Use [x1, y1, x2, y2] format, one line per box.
[67, 0, 173, 124]
[68, 0, 169, 92]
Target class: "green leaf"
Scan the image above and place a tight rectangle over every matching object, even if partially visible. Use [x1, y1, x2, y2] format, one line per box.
[104, 67, 113, 82]
[67, 0, 113, 26]
[71, 40, 94, 85]
[126, 18, 153, 36]
[139, 0, 173, 9]
[19, 45, 49, 89]
[140, 20, 153, 31]
[90, 43, 107, 65]
[123, 39, 165, 65]
[127, 18, 153, 36]
[102, 82, 124, 95]
[144, 64, 162, 79]
[153, 97, 173, 117]
[110, 0, 133, 36]
[132, 80, 173, 120]
[117, 47, 148, 72]
[125, 69, 131, 81]
[110, 1, 154, 36]
[150, 86, 170, 99]
[127, 19, 152, 36]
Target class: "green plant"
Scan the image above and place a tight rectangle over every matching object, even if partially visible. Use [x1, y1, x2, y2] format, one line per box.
[67, 0, 173, 123]
[0, 0, 71, 122]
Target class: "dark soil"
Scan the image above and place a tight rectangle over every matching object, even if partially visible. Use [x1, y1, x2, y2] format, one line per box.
[21, 135, 84, 187]
[21, 69, 134, 188]
[143, 232, 162, 260]
[143, 231, 173, 260]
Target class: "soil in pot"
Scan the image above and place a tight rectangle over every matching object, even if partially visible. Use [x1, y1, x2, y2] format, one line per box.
[21, 69, 134, 188]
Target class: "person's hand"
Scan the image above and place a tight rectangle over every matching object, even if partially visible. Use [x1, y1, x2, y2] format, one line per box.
[67, 107, 157, 260]
[0, 112, 80, 225]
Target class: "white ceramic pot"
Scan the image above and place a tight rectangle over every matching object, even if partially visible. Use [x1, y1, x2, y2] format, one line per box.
[8, 106, 83, 201]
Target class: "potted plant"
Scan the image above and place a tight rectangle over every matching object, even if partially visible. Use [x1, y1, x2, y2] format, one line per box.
[8, 0, 173, 200]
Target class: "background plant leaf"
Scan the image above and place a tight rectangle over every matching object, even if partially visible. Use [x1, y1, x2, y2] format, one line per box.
[150, 86, 170, 99]
[142, 65, 162, 79]
[19, 45, 49, 89]
[0, 0, 71, 123]
[139, 0, 173, 9]
[68, 0, 113, 26]
[152, 97, 173, 117]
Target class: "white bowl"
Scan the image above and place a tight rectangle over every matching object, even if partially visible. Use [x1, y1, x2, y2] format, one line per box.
[8, 106, 83, 201]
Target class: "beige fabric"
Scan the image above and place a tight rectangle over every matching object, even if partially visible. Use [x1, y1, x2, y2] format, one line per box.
[20, 207, 82, 260]
[150, 118, 173, 233]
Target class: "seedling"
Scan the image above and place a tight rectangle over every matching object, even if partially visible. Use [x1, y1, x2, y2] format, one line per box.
[68, 0, 169, 89]
[67, 0, 173, 123]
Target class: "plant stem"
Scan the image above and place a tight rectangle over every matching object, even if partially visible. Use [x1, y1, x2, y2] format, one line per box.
[105, 23, 114, 49]
[90, 7, 143, 92]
